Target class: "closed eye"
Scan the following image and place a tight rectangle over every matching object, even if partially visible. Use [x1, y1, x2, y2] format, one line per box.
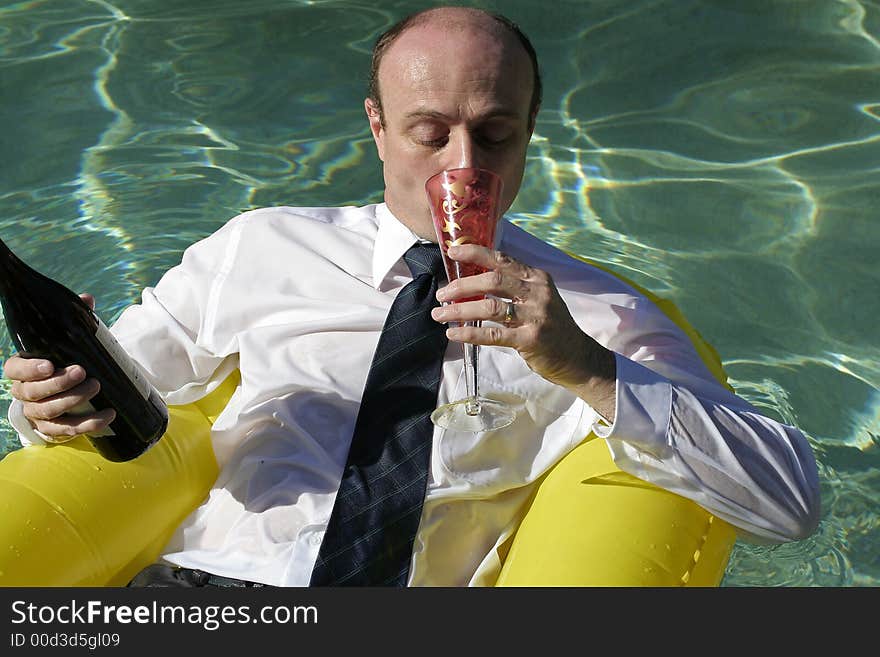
[417, 136, 449, 149]
[476, 122, 516, 147]
[476, 133, 511, 148]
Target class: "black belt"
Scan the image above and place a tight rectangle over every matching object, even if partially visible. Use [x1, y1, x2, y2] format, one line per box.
[128, 563, 273, 588]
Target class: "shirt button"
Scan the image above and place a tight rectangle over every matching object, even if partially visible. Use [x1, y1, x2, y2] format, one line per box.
[309, 532, 325, 546]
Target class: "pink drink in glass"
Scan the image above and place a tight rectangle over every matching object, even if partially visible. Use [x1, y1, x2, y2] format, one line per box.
[425, 168, 504, 302]
[424, 167, 516, 432]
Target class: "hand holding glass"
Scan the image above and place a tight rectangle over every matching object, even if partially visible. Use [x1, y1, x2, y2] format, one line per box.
[425, 167, 517, 432]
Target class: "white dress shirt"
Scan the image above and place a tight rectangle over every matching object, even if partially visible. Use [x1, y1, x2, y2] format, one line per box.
[10, 203, 820, 586]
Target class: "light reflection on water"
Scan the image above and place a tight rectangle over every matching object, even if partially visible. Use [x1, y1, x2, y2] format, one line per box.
[0, 0, 878, 587]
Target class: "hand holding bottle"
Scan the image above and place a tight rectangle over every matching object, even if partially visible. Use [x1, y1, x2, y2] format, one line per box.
[4, 293, 116, 441]
[0, 236, 168, 461]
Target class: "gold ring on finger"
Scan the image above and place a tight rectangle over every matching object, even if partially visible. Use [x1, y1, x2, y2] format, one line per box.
[503, 300, 516, 327]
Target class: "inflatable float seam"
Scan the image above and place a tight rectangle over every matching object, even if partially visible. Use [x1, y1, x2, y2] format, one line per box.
[679, 514, 714, 585]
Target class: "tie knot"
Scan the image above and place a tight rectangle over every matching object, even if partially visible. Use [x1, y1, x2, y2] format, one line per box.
[403, 242, 445, 280]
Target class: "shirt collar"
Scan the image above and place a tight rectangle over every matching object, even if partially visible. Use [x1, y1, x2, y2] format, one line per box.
[371, 202, 508, 290]
[372, 203, 422, 290]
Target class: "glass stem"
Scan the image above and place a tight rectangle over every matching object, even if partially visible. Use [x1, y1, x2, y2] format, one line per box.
[463, 321, 481, 416]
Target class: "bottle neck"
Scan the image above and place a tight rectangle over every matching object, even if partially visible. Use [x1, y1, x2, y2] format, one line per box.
[0, 237, 27, 296]
[0, 236, 14, 261]
[0, 237, 94, 314]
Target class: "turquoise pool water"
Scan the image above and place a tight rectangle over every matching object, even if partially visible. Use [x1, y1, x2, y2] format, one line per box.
[0, 0, 877, 587]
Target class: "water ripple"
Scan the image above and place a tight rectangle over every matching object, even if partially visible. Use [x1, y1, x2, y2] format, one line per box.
[0, 0, 878, 587]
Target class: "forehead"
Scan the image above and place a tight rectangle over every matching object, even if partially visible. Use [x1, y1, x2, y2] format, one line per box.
[378, 23, 532, 119]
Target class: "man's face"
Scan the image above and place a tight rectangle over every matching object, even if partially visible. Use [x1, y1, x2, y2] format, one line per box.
[366, 21, 536, 241]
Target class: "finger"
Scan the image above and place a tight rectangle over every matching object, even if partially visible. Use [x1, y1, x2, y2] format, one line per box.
[10, 364, 87, 402]
[444, 243, 494, 267]
[445, 322, 516, 348]
[432, 297, 513, 326]
[21, 377, 100, 421]
[33, 407, 116, 441]
[79, 293, 96, 310]
[440, 247, 537, 301]
[438, 268, 528, 303]
[447, 244, 533, 279]
[2, 354, 56, 382]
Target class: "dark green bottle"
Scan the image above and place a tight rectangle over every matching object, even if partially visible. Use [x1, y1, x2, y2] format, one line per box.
[0, 237, 167, 462]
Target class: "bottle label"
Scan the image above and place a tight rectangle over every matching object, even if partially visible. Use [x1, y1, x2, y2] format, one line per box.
[94, 317, 154, 401]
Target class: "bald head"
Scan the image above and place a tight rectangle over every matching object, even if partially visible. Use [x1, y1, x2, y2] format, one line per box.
[369, 7, 542, 127]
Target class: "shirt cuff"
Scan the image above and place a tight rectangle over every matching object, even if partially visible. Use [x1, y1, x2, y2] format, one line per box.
[591, 353, 673, 456]
[7, 398, 51, 447]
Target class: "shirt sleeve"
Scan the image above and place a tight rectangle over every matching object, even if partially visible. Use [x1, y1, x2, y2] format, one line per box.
[101, 215, 247, 405]
[499, 221, 821, 545]
[7, 399, 53, 447]
[7, 213, 246, 448]
[592, 352, 821, 545]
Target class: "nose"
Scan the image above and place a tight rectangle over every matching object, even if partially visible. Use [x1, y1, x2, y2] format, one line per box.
[447, 130, 481, 170]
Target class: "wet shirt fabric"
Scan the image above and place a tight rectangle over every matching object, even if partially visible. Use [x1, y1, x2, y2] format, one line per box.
[10, 203, 819, 586]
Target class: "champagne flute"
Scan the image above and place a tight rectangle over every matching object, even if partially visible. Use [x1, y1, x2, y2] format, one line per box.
[425, 167, 517, 432]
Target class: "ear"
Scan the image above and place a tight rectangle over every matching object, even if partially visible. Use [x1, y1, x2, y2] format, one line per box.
[365, 98, 385, 162]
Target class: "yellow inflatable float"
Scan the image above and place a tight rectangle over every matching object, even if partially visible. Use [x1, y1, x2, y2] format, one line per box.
[0, 261, 737, 587]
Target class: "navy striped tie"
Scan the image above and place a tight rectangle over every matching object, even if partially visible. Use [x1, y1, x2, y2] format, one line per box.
[309, 242, 448, 586]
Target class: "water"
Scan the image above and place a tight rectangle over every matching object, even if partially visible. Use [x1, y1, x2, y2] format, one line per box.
[0, 0, 877, 587]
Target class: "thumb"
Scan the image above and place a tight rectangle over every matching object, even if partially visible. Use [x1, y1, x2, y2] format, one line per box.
[78, 293, 96, 310]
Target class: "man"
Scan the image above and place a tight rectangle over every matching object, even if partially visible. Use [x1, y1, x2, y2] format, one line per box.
[3, 7, 819, 586]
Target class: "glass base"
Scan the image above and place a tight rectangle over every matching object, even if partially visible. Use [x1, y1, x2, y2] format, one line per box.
[431, 397, 517, 432]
